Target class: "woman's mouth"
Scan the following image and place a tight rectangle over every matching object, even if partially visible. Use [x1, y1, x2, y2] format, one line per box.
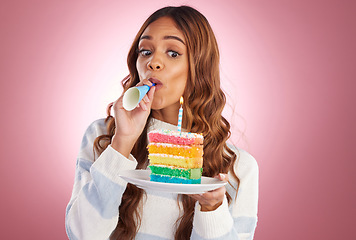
[148, 78, 163, 90]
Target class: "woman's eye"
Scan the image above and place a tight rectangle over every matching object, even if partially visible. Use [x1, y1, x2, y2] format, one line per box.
[168, 50, 180, 58]
[139, 49, 152, 56]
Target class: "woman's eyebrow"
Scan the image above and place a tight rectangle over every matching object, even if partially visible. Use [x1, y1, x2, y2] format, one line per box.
[163, 35, 185, 45]
[139, 35, 186, 45]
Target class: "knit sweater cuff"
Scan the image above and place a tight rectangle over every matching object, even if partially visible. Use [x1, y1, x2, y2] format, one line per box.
[192, 196, 233, 238]
[91, 145, 137, 184]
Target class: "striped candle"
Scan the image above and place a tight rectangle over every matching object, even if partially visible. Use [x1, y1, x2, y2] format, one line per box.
[177, 96, 183, 132]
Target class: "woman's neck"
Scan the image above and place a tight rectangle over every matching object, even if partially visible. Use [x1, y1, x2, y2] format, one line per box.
[151, 102, 180, 126]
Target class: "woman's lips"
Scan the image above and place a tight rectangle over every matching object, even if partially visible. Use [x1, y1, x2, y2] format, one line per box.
[148, 78, 163, 90]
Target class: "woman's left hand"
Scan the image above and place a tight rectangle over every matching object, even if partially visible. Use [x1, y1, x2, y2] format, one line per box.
[189, 173, 228, 211]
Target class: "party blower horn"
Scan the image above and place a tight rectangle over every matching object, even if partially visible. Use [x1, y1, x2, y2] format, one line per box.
[123, 83, 156, 111]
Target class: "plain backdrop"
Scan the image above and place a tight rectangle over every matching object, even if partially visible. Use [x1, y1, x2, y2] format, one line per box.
[1, 0, 355, 239]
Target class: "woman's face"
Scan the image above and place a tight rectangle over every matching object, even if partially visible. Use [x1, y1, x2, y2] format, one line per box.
[136, 17, 189, 112]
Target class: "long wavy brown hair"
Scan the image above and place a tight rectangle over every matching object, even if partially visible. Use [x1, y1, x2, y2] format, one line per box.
[93, 6, 239, 240]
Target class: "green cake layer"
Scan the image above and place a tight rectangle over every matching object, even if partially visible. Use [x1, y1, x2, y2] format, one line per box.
[149, 165, 202, 180]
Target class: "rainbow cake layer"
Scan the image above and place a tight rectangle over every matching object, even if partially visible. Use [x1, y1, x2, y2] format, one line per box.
[148, 129, 204, 184]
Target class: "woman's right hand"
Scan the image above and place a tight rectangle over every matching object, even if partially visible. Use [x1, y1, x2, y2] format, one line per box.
[110, 80, 156, 158]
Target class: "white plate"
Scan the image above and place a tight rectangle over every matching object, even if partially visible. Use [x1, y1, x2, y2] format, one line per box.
[119, 170, 227, 194]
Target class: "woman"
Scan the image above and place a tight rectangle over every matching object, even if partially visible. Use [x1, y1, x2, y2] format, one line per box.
[65, 5, 258, 240]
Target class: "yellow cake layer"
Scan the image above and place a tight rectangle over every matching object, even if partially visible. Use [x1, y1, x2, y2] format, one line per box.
[148, 154, 203, 168]
[148, 143, 203, 158]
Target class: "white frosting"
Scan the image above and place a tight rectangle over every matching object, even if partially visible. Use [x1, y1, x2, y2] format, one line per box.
[149, 153, 186, 159]
[148, 143, 199, 149]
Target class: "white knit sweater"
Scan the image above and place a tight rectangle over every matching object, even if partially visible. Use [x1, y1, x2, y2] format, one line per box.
[65, 118, 259, 240]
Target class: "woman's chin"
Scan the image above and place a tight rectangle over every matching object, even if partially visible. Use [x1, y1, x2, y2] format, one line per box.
[150, 100, 164, 110]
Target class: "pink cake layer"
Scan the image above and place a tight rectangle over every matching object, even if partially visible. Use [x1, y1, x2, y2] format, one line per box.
[148, 129, 203, 145]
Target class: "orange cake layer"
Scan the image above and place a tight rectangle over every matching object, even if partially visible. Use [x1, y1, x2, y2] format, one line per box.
[147, 143, 203, 158]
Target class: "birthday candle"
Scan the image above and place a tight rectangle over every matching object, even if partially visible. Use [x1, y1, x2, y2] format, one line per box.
[177, 96, 183, 132]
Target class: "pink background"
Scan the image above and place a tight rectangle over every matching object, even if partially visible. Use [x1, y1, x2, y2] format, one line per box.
[1, 0, 355, 239]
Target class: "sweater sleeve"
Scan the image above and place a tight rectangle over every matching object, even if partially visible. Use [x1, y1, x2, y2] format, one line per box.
[191, 148, 259, 240]
[65, 119, 137, 240]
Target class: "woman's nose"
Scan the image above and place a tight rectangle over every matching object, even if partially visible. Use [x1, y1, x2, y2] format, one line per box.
[147, 57, 164, 70]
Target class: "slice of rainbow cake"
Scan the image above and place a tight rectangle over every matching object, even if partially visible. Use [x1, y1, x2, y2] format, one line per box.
[148, 129, 204, 184]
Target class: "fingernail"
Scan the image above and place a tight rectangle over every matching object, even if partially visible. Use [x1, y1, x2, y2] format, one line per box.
[219, 173, 225, 179]
[143, 95, 149, 103]
[142, 104, 147, 111]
